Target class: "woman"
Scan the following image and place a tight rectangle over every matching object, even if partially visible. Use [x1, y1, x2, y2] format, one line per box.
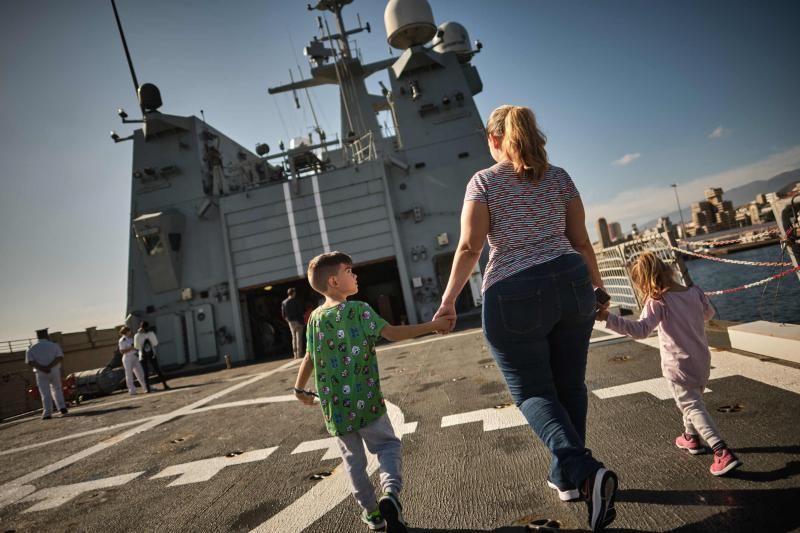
[433, 105, 617, 532]
[118, 326, 148, 395]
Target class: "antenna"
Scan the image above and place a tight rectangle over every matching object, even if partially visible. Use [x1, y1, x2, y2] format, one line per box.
[110, 0, 144, 116]
[288, 69, 301, 109]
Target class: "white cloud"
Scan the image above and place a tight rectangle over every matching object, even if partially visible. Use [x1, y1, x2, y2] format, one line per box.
[612, 152, 641, 166]
[709, 126, 731, 139]
[586, 144, 800, 234]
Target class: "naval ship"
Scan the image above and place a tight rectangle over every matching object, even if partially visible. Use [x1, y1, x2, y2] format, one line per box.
[114, 0, 492, 370]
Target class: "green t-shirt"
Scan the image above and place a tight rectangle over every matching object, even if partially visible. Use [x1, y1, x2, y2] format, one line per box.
[306, 300, 389, 436]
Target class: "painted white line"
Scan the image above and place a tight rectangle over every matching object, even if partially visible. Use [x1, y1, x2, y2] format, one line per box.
[0, 418, 156, 457]
[20, 472, 144, 513]
[377, 328, 483, 352]
[69, 387, 187, 412]
[591, 337, 800, 399]
[251, 401, 416, 533]
[594, 378, 713, 400]
[441, 406, 526, 432]
[292, 436, 340, 461]
[150, 447, 278, 487]
[0, 395, 297, 458]
[0, 360, 300, 510]
[283, 181, 304, 277]
[191, 395, 296, 414]
[311, 174, 330, 252]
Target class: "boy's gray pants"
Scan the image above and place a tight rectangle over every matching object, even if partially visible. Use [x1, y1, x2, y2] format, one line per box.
[668, 381, 723, 448]
[335, 413, 402, 512]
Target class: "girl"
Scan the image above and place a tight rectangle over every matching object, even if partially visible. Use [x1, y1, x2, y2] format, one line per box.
[598, 252, 741, 476]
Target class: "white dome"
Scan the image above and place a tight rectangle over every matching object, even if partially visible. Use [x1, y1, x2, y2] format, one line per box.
[432, 21, 471, 55]
[384, 0, 436, 50]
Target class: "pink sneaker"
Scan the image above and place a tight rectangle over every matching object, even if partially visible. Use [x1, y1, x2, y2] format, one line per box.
[710, 448, 741, 476]
[675, 433, 705, 455]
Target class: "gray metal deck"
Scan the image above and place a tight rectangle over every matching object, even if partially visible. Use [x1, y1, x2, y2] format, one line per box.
[1, 325, 798, 532]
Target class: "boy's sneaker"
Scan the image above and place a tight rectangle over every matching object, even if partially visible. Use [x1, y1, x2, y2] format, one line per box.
[581, 467, 618, 532]
[675, 433, 704, 455]
[360, 509, 385, 531]
[546, 479, 581, 502]
[378, 492, 408, 533]
[710, 448, 742, 476]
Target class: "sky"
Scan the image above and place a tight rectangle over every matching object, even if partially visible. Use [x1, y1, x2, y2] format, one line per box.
[1, 0, 799, 340]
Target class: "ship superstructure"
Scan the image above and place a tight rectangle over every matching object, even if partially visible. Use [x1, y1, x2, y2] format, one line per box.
[116, 0, 492, 368]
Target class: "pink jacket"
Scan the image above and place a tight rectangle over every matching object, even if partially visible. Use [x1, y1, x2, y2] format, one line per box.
[605, 285, 715, 388]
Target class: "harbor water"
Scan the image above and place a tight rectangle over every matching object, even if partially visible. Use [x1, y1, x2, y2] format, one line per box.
[685, 245, 800, 325]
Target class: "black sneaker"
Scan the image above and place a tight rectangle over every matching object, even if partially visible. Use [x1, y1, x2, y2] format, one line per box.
[378, 492, 408, 533]
[582, 467, 618, 532]
[60, 408, 69, 416]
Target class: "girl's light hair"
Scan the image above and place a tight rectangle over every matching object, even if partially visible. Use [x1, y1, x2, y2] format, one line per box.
[486, 105, 548, 182]
[629, 251, 674, 301]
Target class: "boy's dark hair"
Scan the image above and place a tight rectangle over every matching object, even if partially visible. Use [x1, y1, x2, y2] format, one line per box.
[307, 251, 352, 294]
[287, 287, 296, 297]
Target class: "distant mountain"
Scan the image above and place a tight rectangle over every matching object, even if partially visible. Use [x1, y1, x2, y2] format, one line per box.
[640, 168, 800, 229]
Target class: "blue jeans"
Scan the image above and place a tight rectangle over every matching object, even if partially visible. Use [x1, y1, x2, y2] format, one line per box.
[482, 253, 602, 489]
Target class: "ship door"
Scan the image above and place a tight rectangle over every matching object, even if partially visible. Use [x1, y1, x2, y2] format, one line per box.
[154, 314, 188, 368]
[188, 304, 218, 364]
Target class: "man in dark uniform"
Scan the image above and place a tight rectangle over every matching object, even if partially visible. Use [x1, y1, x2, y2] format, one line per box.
[281, 288, 305, 359]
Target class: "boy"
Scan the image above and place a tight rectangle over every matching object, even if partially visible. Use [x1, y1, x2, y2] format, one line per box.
[294, 251, 450, 532]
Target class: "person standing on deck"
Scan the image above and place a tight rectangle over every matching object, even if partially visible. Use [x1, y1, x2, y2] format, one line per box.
[25, 328, 68, 419]
[282, 287, 305, 359]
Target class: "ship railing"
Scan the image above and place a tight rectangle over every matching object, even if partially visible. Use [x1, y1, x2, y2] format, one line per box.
[596, 233, 690, 312]
[0, 338, 35, 355]
[349, 131, 376, 164]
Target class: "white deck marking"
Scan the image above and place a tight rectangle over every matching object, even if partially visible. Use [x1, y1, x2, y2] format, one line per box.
[0, 418, 157, 457]
[0, 396, 297, 457]
[592, 337, 800, 399]
[441, 406, 526, 431]
[251, 402, 415, 533]
[20, 472, 143, 512]
[291, 436, 341, 461]
[191, 395, 296, 413]
[594, 378, 712, 400]
[0, 360, 300, 510]
[150, 447, 278, 487]
[377, 328, 483, 352]
[290, 421, 419, 463]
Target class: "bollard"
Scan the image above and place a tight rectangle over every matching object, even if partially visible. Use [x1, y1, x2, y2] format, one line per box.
[224, 354, 232, 369]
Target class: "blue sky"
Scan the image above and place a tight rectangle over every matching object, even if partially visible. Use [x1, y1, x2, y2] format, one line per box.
[2, 0, 799, 340]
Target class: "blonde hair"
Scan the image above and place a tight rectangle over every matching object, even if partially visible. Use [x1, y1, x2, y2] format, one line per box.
[486, 105, 549, 182]
[307, 251, 352, 295]
[629, 252, 675, 302]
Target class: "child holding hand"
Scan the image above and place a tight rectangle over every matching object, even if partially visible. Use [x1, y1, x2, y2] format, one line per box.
[597, 252, 741, 476]
[294, 251, 451, 531]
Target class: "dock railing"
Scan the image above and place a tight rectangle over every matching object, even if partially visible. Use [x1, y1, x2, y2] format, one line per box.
[596, 233, 691, 312]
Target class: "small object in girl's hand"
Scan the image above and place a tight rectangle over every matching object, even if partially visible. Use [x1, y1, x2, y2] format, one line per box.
[292, 387, 319, 397]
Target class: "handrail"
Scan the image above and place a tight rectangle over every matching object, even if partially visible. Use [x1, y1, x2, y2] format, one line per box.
[0, 338, 35, 354]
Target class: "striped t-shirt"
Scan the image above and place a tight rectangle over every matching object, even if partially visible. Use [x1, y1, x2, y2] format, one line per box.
[465, 161, 581, 292]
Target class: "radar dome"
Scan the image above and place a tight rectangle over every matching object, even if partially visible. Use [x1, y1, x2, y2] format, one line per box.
[138, 83, 163, 112]
[384, 0, 436, 50]
[432, 22, 471, 55]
